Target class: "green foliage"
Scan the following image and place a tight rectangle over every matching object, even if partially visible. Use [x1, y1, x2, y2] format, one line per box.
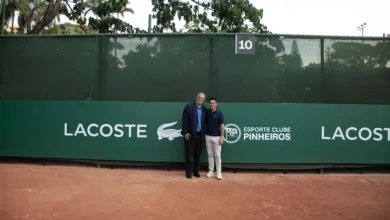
[283, 39, 303, 69]
[1, 0, 144, 34]
[323, 41, 390, 104]
[41, 22, 95, 34]
[94, 0, 127, 17]
[88, 16, 144, 33]
[66, 0, 144, 34]
[150, 0, 284, 55]
[0, 0, 68, 34]
[0, 1, 16, 24]
[327, 41, 390, 68]
[0, 1, 17, 34]
[151, 0, 268, 33]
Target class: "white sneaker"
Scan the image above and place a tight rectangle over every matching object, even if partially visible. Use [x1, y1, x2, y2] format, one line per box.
[206, 171, 213, 178]
[217, 172, 222, 180]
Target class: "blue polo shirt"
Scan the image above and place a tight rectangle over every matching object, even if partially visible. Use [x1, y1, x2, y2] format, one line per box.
[196, 106, 202, 132]
[206, 109, 224, 137]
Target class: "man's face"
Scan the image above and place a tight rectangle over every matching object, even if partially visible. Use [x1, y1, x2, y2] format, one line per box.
[196, 93, 205, 105]
[209, 100, 217, 110]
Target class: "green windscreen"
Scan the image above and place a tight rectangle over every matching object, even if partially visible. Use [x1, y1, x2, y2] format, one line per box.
[1, 34, 389, 104]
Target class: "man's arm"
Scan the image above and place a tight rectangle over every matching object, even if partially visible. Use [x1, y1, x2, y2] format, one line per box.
[204, 108, 208, 124]
[220, 124, 225, 137]
[219, 112, 225, 145]
[181, 104, 189, 136]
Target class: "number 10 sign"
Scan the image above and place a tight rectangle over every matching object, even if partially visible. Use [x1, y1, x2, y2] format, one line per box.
[235, 34, 256, 55]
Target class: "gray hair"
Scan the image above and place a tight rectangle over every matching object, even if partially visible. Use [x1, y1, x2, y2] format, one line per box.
[196, 92, 206, 99]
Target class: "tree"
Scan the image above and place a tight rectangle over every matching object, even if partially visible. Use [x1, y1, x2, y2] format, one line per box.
[1, 0, 144, 35]
[65, 0, 145, 34]
[151, 0, 267, 33]
[27, 0, 64, 34]
[327, 41, 390, 68]
[283, 39, 303, 69]
[149, 0, 285, 59]
[0, 0, 66, 34]
[41, 22, 95, 34]
[0, 0, 17, 34]
[323, 41, 390, 104]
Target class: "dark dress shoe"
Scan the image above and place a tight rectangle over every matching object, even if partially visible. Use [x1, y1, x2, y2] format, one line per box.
[186, 173, 192, 179]
[193, 173, 200, 178]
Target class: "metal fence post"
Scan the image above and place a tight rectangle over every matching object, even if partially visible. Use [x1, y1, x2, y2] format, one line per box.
[148, 14, 152, 33]
[320, 37, 325, 103]
[209, 35, 217, 97]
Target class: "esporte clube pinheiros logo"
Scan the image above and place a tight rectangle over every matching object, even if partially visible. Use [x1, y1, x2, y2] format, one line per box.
[223, 123, 292, 144]
[224, 124, 242, 144]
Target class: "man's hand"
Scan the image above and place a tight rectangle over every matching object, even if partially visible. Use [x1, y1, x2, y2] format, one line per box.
[185, 133, 191, 141]
[219, 137, 224, 145]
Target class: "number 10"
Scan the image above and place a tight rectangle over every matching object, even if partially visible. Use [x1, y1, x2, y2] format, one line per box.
[238, 40, 253, 50]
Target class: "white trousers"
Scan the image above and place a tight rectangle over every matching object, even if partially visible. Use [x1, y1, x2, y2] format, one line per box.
[205, 135, 222, 173]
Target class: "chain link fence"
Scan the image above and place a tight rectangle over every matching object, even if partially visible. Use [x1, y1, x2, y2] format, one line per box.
[0, 34, 389, 104]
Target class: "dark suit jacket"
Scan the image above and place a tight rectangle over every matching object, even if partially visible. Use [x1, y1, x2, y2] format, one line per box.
[181, 101, 207, 140]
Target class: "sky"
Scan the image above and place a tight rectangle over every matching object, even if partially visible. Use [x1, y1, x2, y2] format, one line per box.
[118, 0, 390, 37]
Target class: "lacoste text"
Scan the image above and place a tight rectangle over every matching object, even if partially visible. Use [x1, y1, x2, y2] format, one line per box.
[64, 123, 147, 138]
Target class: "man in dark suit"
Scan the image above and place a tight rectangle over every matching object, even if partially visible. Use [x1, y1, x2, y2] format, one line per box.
[181, 92, 207, 179]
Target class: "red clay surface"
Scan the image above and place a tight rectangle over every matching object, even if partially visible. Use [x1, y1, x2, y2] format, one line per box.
[1, 163, 390, 220]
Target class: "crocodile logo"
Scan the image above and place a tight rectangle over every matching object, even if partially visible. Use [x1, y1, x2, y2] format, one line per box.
[157, 121, 182, 141]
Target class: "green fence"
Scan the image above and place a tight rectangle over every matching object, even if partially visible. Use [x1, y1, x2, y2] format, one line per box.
[1, 34, 389, 104]
[0, 34, 389, 165]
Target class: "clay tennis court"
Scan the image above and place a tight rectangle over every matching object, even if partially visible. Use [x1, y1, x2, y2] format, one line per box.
[1, 163, 389, 220]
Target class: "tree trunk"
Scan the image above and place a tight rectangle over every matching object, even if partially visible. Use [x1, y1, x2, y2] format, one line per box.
[11, 10, 14, 33]
[27, 0, 63, 34]
[18, 16, 26, 34]
[27, 20, 31, 32]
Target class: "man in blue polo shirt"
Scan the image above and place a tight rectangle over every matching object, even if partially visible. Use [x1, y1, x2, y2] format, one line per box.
[205, 97, 225, 180]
